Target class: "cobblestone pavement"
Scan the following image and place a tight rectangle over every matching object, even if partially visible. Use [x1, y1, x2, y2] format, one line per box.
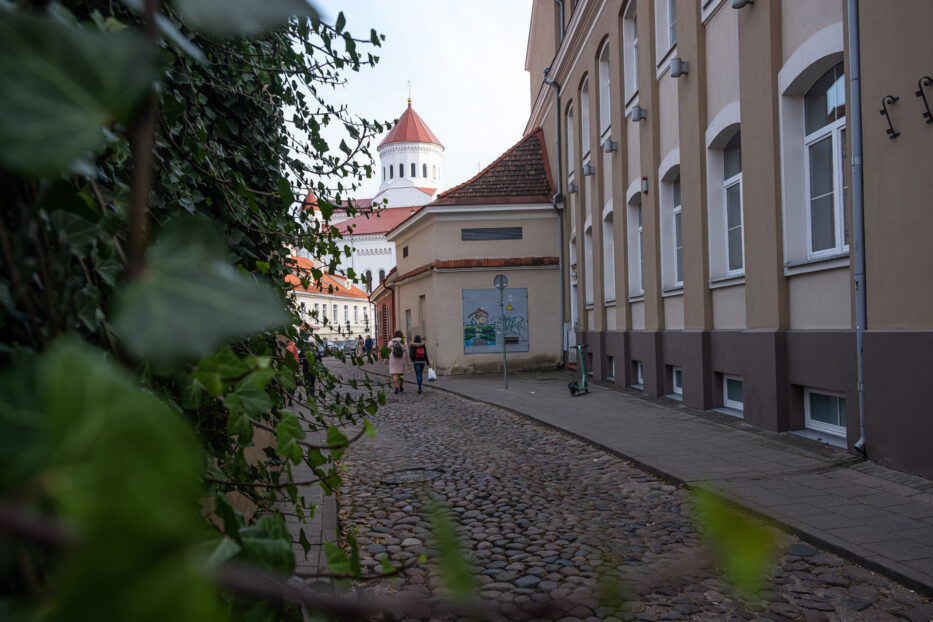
[336, 374, 932, 621]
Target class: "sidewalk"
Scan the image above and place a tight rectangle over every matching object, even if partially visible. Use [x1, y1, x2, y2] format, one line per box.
[359, 360, 933, 596]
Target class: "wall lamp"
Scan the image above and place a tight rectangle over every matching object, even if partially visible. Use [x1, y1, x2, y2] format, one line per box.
[583, 163, 596, 176]
[670, 57, 688, 78]
[568, 182, 579, 194]
[632, 105, 647, 122]
[732, 0, 753, 7]
[603, 138, 618, 153]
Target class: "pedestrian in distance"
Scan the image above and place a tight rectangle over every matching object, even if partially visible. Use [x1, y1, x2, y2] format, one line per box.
[364, 334, 374, 355]
[409, 335, 430, 394]
[355, 335, 365, 356]
[386, 330, 409, 394]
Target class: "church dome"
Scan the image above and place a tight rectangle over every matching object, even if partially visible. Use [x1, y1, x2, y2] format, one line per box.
[378, 100, 443, 149]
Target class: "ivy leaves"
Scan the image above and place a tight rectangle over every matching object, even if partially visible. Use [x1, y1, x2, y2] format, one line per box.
[113, 219, 289, 369]
[0, 11, 159, 175]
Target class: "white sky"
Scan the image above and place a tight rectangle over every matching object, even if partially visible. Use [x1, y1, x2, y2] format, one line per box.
[315, 1, 534, 200]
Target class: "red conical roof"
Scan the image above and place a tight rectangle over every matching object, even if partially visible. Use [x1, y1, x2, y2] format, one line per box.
[378, 100, 443, 149]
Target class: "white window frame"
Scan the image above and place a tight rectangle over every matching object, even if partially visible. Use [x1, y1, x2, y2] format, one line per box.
[580, 78, 591, 157]
[633, 360, 644, 388]
[602, 207, 616, 303]
[654, 0, 677, 70]
[723, 375, 744, 410]
[724, 169, 744, 276]
[673, 180, 683, 287]
[672, 367, 683, 395]
[622, 7, 639, 105]
[627, 191, 644, 297]
[598, 43, 612, 135]
[583, 221, 595, 306]
[566, 105, 575, 176]
[804, 388, 847, 438]
[804, 114, 848, 259]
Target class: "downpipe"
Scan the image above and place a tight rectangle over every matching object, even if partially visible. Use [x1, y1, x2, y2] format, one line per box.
[848, 0, 868, 458]
[543, 66, 566, 369]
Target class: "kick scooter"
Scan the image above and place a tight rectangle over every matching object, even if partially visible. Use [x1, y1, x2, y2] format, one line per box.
[568, 343, 589, 396]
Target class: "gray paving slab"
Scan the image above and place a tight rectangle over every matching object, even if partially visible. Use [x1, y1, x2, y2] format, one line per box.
[356, 361, 933, 595]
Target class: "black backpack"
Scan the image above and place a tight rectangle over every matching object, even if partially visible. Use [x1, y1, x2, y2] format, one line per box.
[392, 340, 404, 358]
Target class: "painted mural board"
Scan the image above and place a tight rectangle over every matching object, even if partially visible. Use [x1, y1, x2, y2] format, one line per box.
[462, 288, 529, 353]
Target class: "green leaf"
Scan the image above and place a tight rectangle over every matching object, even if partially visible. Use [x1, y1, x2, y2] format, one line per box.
[0, 12, 159, 175]
[201, 537, 242, 570]
[692, 488, 777, 600]
[113, 218, 290, 369]
[428, 502, 475, 600]
[277, 176, 294, 209]
[238, 532, 295, 574]
[50, 211, 98, 255]
[326, 425, 348, 460]
[298, 528, 311, 557]
[193, 346, 250, 397]
[275, 410, 305, 464]
[323, 541, 350, 575]
[335, 11, 346, 33]
[175, 0, 319, 37]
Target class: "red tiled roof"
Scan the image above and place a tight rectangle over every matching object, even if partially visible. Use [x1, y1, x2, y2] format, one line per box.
[378, 101, 443, 148]
[300, 190, 348, 215]
[395, 257, 558, 283]
[338, 205, 426, 236]
[284, 256, 369, 300]
[414, 186, 437, 197]
[430, 129, 554, 206]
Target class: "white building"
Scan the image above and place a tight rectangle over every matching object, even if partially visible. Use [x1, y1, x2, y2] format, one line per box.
[330, 99, 445, 292]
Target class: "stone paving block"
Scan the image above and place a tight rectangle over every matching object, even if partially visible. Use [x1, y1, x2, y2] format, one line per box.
[890, 502, 933, 520]
[862, 540, 933, 562]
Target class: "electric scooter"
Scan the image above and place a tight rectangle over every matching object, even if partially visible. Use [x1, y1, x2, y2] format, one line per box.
[568, 343, 589, 396]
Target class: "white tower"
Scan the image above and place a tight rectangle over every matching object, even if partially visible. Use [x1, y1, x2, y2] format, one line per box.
[373, 99, 444, 208]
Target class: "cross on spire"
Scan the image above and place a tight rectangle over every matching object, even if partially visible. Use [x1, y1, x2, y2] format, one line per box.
[407, 80, 412, 106]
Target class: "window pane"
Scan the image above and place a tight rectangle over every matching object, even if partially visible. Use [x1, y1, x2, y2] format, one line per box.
[809, 136, 836, 252]
[805, 63, 845, 134]
[672, 176, 681, 207]
[811, 195, 835, 252]
[674, 211, 683, 282]
[810, 393, 839, 425]
[726, 183, 743, 270]
[726, 378, 743, 403]
[728, 228, 743, 272]
[723, 133, 741, 179]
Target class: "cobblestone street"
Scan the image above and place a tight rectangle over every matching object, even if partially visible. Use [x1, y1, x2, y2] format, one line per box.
[335, 370, 931, 622]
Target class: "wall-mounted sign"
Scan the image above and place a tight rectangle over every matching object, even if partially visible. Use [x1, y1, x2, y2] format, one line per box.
[462, 288, 529, 354]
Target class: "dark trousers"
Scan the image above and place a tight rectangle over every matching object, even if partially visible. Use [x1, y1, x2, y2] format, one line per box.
[413, 362, 425, 388]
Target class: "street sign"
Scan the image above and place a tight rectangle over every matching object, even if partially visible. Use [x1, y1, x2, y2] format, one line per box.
[494, 273, 508, 291]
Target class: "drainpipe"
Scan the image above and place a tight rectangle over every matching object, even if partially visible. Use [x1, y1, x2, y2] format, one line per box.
[543, 66, 566, 368]
[555, 0, 565, 42]
[848, 0, 867, 457]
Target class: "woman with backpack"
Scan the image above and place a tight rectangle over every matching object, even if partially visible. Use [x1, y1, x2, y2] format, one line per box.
[387, 330, 409, 394]
[409, 335, 430, 394]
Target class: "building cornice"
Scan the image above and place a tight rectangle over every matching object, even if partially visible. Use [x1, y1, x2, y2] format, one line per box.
[388, 202, 555, 241]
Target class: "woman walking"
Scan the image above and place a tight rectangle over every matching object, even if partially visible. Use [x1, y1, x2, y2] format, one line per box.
[409, 335, 430, 394]
[386, 330, 409, 393]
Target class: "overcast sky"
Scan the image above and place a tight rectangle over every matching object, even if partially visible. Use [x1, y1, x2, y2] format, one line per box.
[315, 1, 534, 200]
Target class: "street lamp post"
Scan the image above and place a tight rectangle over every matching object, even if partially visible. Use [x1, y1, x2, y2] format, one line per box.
[494, 274, 509, 390]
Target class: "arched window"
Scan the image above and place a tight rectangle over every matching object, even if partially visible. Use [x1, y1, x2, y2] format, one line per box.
[804, 62, 846, 256]
[723, 133, 743, 273]
[602, 210, 615, 302]
[390, 165, 393, 179]
[432, 165, 436, 179]
[382, 166, 386, 180]
[423, 163, 427, 177]
[598, 43, 611, 135]
[623, 5, 638, 101]
[410, 162, 416, 177]
[673, 174, 683, 285]
[627, 193, 644, 296]
[399, 164, 403, 178]
[364, 270, 373, 292]
[378, 269, 385, 283]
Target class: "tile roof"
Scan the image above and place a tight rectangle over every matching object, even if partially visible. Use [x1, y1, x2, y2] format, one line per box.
[300, 190, 348, 215]
[284, 256, 369, 300]
[378, 101, 443, 149]
[338, 205, 426, 236]
[395, 257, 559, 283]
[430, 129, 554, 206]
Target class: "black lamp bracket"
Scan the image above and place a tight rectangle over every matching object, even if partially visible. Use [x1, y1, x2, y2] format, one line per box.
[880, 95, 900, 140]
[915, 76, 932, 124]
